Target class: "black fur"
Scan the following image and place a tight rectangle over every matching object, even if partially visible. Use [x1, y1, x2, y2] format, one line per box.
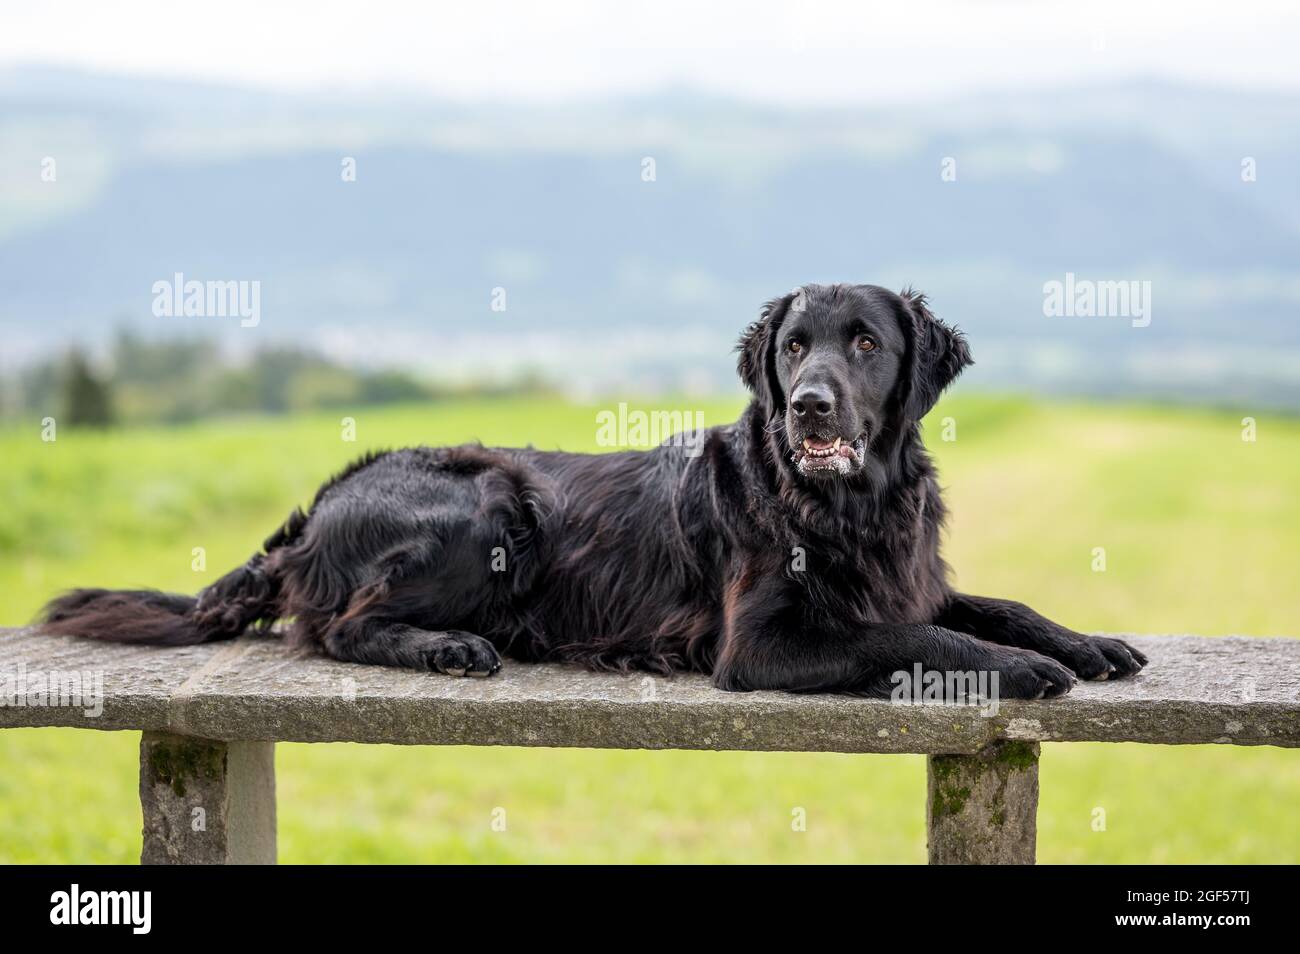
[37, 283, 1147, 697]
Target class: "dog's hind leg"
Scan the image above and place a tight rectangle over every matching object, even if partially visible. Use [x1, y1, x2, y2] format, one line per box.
[322, 616, 502, 677]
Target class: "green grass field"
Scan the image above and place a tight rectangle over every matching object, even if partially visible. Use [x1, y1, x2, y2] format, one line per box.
[2, 394, 1297, 863]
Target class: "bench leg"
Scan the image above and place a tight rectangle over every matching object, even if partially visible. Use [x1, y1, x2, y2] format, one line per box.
[926, 741, 1039, 865]
[139, 731, 277, 864]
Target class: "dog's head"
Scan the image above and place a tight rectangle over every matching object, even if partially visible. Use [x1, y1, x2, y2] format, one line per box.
[737, 283, 971, 481]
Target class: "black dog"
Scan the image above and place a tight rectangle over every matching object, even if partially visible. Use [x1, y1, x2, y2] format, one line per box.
[39, 283, 1146, 698]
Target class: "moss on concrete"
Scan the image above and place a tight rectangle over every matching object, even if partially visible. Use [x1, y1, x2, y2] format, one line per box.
[931, 781, 971, 819]
[929, 754, 974, 818]
[995, 740, 1038, 772]
[147, 736, 225, 798]
[930, 741, 1037, 828]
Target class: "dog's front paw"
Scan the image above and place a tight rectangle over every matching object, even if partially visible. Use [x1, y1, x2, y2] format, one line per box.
[1050, 633, 1147, 681]
[425, 631, 502, 677]
[993, 647, 1076, 699]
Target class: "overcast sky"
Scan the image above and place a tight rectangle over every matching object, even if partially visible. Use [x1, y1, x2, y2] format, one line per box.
[4, 0, 1300, 105]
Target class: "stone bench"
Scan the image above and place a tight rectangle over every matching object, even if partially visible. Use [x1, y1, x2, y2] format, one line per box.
[2, 629, 1296, 864]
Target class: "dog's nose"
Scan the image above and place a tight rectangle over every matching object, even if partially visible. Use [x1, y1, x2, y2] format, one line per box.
[791, 384, 835, 421]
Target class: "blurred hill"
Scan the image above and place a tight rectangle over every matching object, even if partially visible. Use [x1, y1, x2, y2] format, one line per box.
[2, 67, 1298, 407]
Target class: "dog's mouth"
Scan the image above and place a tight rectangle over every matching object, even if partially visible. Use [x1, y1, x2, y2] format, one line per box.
[791, 429, 868, 478]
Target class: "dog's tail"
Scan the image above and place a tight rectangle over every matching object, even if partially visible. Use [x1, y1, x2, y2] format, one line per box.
[35, 510, 305, 646]
[39, 588, 207, 645]
[37, 559, 278, 646]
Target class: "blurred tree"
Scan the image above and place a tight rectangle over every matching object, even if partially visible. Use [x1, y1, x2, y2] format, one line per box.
[0, 324, 546, 426]
[112, 328, 208, 384]
[358, 370, 431, 405]
[62, 349, 114, 428]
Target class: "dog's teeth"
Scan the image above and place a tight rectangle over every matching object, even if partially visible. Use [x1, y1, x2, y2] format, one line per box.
[832, 437, 842, 450]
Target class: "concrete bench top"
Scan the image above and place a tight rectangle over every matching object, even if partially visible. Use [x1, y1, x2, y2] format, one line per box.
[2, 630, 1297, 754]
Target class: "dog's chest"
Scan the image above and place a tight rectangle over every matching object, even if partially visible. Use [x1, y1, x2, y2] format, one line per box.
[792, 503, 946, 623]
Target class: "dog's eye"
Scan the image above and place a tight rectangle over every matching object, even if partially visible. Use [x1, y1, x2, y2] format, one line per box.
[857, 336, 876, 352]
[787, 339, 802, 354]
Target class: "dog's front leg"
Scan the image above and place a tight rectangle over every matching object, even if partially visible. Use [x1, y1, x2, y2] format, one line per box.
[936, 593, 1146, 680]
[712, 567, 1075, 698]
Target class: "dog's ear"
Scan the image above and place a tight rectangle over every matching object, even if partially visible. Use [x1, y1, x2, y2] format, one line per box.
[899, 288, 973, 422]
[737, 291, 796, 413]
